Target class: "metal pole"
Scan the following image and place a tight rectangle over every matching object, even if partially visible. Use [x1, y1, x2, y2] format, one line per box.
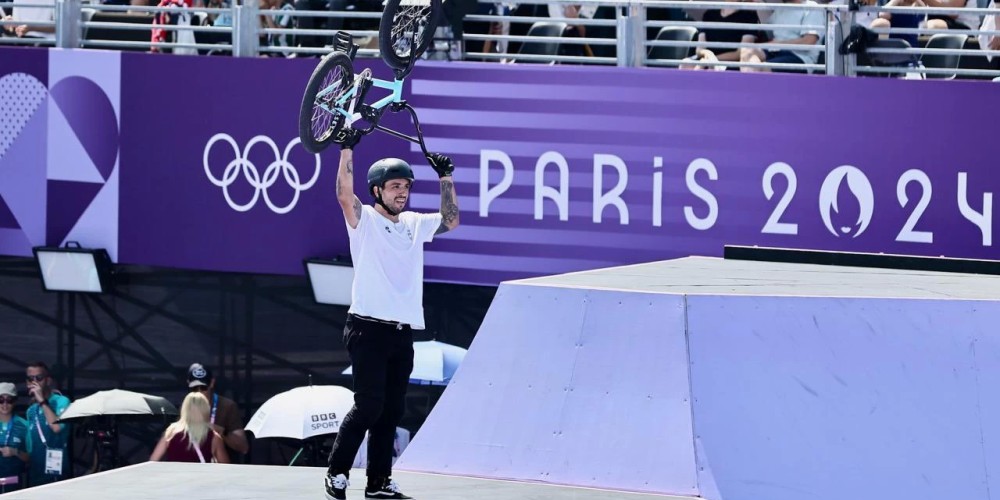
[67, 294, 76, 399]
[616, 5, 631, 67]
[55, 0, 81, 49]
[630, 1, 646, 67]
[243, 276, 254, 463]
[232, 2, 259, 57]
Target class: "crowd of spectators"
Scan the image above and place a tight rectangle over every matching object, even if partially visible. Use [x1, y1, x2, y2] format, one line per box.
[1, 0, 999, 73]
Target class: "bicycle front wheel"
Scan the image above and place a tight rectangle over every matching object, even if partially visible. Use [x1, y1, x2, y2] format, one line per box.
[378, 0, 441, 73]
[298, 51, 354, 154]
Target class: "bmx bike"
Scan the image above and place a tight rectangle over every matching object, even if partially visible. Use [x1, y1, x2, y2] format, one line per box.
[297, 0, 442, 154]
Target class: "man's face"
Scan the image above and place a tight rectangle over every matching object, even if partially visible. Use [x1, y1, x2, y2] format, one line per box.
[26, 367, 49, 394]
[379, 179, 411, 213]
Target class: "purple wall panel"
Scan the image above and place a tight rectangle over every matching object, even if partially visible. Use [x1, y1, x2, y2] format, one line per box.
[397, 283, 697, 496]
[5, 47, 999, 285]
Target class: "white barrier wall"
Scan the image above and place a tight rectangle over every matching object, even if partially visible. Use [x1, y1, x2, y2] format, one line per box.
[397, 283, 699, 496]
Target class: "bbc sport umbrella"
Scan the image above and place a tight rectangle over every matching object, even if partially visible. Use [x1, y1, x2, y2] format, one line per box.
[342, 340, 467, 386]
[58, 389, 178, 421]
[246, 385, 355, 440]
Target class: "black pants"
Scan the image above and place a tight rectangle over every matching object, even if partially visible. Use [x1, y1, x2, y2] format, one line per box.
[328, 315, 414, 479]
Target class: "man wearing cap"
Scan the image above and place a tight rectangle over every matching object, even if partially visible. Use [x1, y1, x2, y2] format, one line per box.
[0, 382, 28, 493]
[24, 362, 71, 487]
[323, 129, 459, 500]
[185, 363, 248, 459]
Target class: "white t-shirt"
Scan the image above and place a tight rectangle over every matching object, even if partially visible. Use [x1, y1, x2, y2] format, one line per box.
[347, 205, 442, 330]
[767, 1, 825, 65]
[12, 0, 55, 39]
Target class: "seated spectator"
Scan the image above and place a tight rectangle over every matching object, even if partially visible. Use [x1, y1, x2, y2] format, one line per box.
[0, 383, 28, 494]
[294, 0, 349, 49]
[681, 0, 764, 70]
[548, 2, 596, 56]
[150, 392, 229, 464]
[1, 0, 54, 40]
[869, 0, 924, 47]
[830, 0, 880, 27]
[923, 0, 979, 32]
[979, 0, 999, 69]
[739, 0, 825, 72]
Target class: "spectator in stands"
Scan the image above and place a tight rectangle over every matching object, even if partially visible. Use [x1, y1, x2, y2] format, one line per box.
[1, 0, 55, 39]
[548, 2, 596, 56]
[0, 383, 28, 493]
[829, 0, 880, 27]
[24, 362, 70, 488]
[869, 0, 924, 47]
[923, 0, 980, 32]
[739, 0, 825, 72]
[293, 0, 349, 49]
[680, 0, 764, 70]
[150, 392, 230, 464]
[183, 363, 249, 459]
[979, 0, 999, 68]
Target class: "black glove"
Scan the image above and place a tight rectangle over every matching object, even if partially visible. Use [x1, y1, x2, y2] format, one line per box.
[426, 153, 454, 178]
[336, 128, 362, 150]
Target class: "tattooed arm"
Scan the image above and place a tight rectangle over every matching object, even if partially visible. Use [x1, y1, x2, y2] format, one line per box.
[336, 148, 363, 229]
[437, 175, 460, 235]
[425, 153, 459, 235]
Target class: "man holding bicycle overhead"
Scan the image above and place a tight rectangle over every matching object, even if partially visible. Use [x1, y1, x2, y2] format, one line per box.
[324, 129, 458, 500]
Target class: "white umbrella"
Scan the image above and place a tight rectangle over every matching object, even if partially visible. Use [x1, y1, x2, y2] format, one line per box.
[58, 389, 177, 421]
[343, 340, 467, 386]
[246, 385, 354, 440]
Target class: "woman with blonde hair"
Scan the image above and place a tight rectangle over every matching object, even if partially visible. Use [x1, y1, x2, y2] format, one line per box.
[150, 392, 229, 464]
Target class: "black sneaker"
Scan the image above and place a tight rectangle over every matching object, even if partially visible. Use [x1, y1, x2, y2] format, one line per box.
[325, 472, 349, 500]
[364, 477, 413, 499]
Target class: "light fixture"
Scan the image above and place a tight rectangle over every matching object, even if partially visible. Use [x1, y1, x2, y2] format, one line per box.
[303, 257, 354, 306]
[33, 242, 113, 294]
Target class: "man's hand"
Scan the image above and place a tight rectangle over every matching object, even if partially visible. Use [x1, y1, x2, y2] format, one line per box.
[28, 383, 43, 403]
[14, 24, 28, 37]
[426, 153, 454, 178]
[990, 36, 1000, 51]
[336, 128, 362, 150]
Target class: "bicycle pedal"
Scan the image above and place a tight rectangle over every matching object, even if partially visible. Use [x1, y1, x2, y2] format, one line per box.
[332, 31, 359, 59]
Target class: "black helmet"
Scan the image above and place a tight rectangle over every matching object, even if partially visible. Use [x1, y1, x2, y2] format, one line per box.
[367, 158, 414, 198]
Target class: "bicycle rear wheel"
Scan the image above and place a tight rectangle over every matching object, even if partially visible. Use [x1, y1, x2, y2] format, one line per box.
[298, 51, 354, 154]
[378, 0, 441, 73]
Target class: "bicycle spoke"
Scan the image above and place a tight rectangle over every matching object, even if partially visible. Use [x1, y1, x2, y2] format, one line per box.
[390, 5, 430, 58]
[310, 65, 350, 141]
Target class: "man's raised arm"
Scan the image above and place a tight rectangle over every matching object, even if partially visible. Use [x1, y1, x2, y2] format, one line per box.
[427, 153, 459, 235]
[336, 131, 363, 229]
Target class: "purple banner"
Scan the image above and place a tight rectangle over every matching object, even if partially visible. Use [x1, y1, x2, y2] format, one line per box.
[2, 47, 998, 285]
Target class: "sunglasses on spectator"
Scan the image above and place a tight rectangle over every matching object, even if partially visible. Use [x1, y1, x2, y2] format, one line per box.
[25, 375, 45, 382]
[0, 398, 13, 405]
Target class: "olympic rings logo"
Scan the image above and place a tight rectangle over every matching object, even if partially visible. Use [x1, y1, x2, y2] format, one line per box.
[203, 133, 321, 214]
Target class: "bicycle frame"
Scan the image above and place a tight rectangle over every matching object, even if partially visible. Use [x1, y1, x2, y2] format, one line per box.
[316, 70, 430, 157]
[322, 76, 404, 124]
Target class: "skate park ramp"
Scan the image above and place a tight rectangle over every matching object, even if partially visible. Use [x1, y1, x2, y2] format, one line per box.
[397, 257, 1000, 500]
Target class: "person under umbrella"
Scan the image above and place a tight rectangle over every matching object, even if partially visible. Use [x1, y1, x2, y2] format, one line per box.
[0, 383, 27, 493]
[150, 393, 229, 464]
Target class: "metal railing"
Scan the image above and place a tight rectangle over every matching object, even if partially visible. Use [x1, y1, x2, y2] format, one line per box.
[0, 0, 997, 79]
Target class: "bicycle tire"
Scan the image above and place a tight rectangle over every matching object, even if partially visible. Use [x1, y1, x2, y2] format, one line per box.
[378, 0, 441, 73]
[298, 51, 354, 154]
